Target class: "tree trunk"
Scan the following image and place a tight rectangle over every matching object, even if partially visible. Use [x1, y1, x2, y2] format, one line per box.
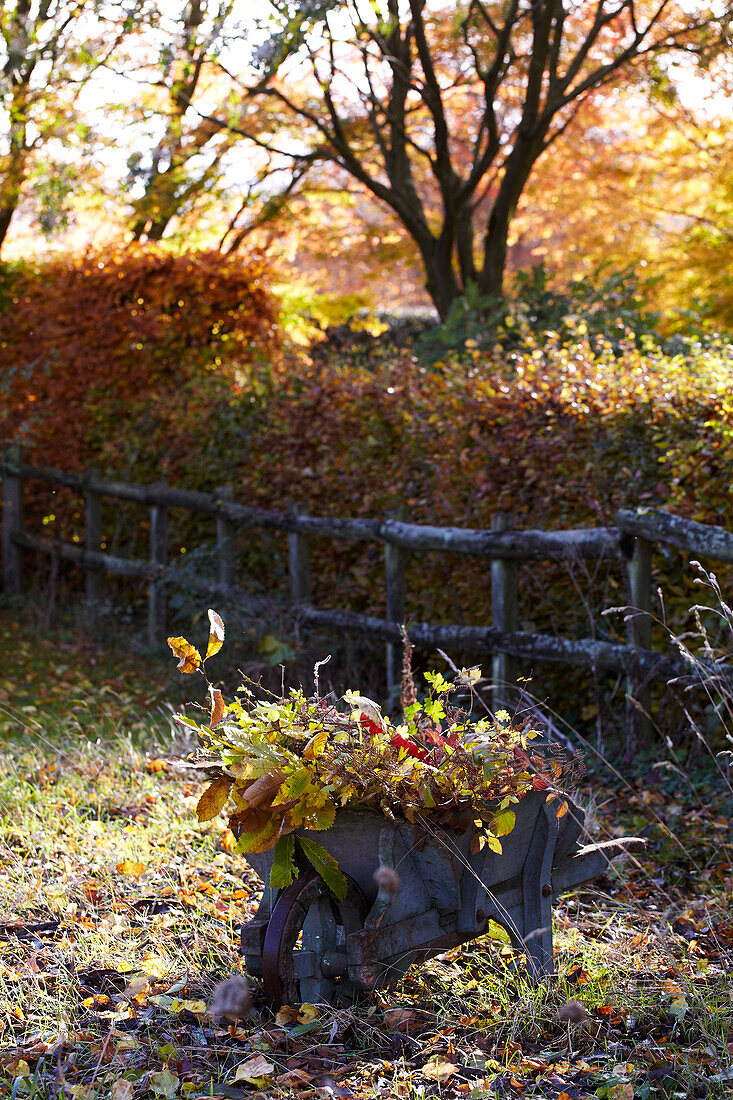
[0, 201, 17, 253]
[478, 132, 546, 302]
[423, 256, 461, 321]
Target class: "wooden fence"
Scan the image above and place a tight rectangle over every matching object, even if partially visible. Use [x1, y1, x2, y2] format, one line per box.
[4, 443, 733, 724]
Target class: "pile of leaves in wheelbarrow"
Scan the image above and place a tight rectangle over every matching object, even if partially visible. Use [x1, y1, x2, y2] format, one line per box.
[168, 612, 583, 897]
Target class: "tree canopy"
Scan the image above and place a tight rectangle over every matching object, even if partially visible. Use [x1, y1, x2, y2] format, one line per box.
[228, 0, 733, 317]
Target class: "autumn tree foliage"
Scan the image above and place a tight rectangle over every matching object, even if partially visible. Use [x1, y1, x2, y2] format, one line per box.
[127, 0, 245, 243]
[0, 0, 146, 252]
[225, 0, 733, 319]
[0, 248, 278, 481]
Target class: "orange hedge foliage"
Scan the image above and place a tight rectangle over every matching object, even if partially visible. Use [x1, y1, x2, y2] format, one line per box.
[0, 248, 278, 480]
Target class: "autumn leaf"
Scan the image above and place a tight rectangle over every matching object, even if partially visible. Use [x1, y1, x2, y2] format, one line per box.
[110, 1082, 135, 1100]
[196, 776, 233, 822]
[167, 636, 201, 675]
[240, 769, 286, 809]
[232, 812, 283, 854]
[490, 808, 516, 837]
[421, 1061, 458, 1083]
[302, 726, 329, 760]
[205, 609, 225, 660]
[276, 1069, 314, 1089]
[115, 860, 146, 878]
[209, 687, 224, 728]
[232, 1054, 274, 1082]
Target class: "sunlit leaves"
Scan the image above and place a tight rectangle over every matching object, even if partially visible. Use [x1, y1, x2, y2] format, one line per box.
[206, 609, 225, 659]
[167, 636, 201, 675]
[269, 833, 298, 889]
[177, 623, 579, 892]
[303, 727, 329, 760]
[209, 687, 225, 728]
[489, 808, 516, 837]
[196, 776, 233, 822]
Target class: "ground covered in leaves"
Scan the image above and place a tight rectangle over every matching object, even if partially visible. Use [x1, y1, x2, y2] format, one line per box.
[1, 611, 732, 1099]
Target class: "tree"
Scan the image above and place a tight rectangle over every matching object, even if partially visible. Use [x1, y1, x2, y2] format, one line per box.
[127, 0, 241, 242]
[221, 0, 732, 319]
[510, 56, 733, 330]
[0, 0, 143, 253]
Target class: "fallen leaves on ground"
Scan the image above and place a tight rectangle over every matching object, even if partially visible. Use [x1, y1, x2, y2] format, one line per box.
[0, 610, 732, 1098]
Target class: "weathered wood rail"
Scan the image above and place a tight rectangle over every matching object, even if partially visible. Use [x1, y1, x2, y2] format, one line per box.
[3, 443, 730, 722]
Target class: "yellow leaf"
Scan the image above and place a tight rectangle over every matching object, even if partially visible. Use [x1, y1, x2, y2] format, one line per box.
[206, 609, 225, 659]
[116, 860, 146, 878]
[197, 776, 233, 822]
[10, 1060, 30, 1078]
[167, 636, 201, 675]
[275, 1005, 300, 1026]
[485, 834, 503, 855]
[303, 727, 328, 760]
[140, 954, 168, 979]
[177, 998, 208, 1015]
[297, 1003, 319, 1023]
[489, 808, 516, 837]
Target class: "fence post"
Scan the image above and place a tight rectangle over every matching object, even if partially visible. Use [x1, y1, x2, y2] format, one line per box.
[84, 467, 102, 625]
[491, 512, 518, 715]
[216, 485, 236, 588]
[385, 520, 405, 701]
[626, 535, 653, 751]
[288, 503, 312, 605]
[148, 482, 167, 647]
[2, 443, 22, 596]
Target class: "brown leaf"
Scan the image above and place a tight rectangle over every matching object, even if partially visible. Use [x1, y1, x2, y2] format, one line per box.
[232, 1054, 274, 1082]
[196, 776, 233, 822]
[110, 1081, 135, 1100]
[383, 1007, 418, 1031]
[421, 1061, 458, 1083]
[209, 688, 225, 728]
[276, 1069, 314, 1089]
[241, 770, 286, 809]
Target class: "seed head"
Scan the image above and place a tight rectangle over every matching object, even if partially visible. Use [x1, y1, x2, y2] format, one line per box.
[374, 865, 400, 895]
[557, 999, 589, 1026]
[208, 975, 253, 1022]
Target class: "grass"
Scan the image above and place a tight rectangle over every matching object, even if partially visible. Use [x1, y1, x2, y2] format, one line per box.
[1, 607, 732, 1098]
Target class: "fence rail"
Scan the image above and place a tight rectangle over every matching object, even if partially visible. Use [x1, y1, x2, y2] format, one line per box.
[2, 443, 727, 727]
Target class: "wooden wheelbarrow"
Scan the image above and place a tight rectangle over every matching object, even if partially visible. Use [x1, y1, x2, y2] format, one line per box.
[241, 790, 645, 1007]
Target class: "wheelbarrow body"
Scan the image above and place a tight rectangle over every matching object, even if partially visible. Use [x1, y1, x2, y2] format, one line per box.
[240, 791, 643, 1007]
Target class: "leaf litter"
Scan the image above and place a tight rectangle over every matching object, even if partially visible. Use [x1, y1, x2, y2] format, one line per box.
[0, 609, 732, 1097]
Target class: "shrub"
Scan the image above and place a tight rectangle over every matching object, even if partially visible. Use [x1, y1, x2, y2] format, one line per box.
[0, 247, 278, 483]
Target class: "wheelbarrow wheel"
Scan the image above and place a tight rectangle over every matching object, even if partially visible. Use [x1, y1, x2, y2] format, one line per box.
[262, 868, 367, 1008]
